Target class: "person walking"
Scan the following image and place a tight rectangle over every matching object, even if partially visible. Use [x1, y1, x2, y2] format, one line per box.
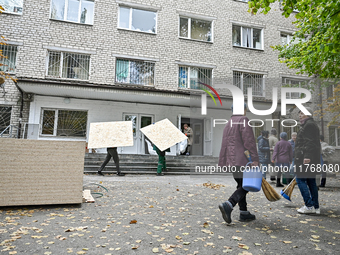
[288, 132, 297, 183]
[295, 107, 321, 214]
[153, 145, 170, 176]
[98, 147, 125, 176]
[218, 103, 259, 224]
[271, 132, 293, 187]
[257, 130, 271, 179]
[319, 135, 329, 187]
[183, 124, 193, 156]
[268, 128, 279, 181]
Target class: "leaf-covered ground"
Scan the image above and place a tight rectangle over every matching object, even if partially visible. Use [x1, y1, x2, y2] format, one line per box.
[1, 174, 339, 254]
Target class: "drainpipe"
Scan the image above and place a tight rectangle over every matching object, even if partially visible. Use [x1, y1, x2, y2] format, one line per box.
[13, 80, 24, 139]
[318, 78, 324, 136]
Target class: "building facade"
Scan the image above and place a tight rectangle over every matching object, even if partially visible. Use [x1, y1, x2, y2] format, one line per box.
[0, 0, 339, 160]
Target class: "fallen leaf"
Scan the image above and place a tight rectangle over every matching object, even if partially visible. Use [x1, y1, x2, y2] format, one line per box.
[232, 236, 242, 241]
[130, 220, 137, 224]
[203, 222, 209, 228]
[283, 241, 292, 244]
[152, 248, 159, 253]
[311, 235, 320, 239]
[238, 243, 250, 250]
[183, 242, 190, 245]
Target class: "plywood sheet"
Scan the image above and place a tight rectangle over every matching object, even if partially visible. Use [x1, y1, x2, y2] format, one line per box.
[87, 121, 133, 149]
[0, 139, 85, 206]
[140, 118, 187, 151]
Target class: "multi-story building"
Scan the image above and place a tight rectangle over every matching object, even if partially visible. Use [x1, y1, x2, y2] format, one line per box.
[0, 0, 338, 161]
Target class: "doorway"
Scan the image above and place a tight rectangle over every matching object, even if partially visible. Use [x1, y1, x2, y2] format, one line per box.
[181, 118, 204, 156]
[121, 113, 154, 154]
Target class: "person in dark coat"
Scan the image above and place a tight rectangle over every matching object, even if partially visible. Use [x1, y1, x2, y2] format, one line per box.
[98, 147, 125, 176]
[218, 103, 259, 224]
[295, 107, 321, 214]
[257, 130, 271, 179]
[272, 132, 293, 187]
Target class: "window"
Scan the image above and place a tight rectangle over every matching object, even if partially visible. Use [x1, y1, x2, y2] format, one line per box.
[118, 6, 156, 33]
[179, 17, 212, 42]
[281, 33, 305, 45]
[282, 78, 308, 99]
[116, 58, 155, 85]
[329, 127, 340, 147]
[0, 45, 18, 73]
[0, 106, 12, 135]
[178, 66, 212, 89]
[41, 109, 87, 137]
[252, 121, 264, 140]
[233, 71, 264, 96]
[47, 51, 90, 80]
[0, 0, 23, 14]
[283, 125, 300, 140]
[232, 25, 263, 49]
[50, 0, 94, 24]
[326, 84, 334, 100]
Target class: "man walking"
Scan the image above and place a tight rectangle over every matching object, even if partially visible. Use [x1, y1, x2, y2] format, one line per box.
[295, 107, 321, 214]
[98, 147, 125, 176]
[218, 104, 259, 224]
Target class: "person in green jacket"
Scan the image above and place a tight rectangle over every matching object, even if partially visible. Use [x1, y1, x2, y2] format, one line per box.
[153, 145, 170, 176]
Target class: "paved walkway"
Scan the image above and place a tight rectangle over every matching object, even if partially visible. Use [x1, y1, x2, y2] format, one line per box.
[1, 174, 339, 254]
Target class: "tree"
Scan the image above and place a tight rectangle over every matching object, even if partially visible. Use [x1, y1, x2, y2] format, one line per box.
[249, 0, 340, 125]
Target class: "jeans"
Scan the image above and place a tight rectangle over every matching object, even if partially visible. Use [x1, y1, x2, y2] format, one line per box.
[296, 177, 319, 209]
[228, 169, 248, 211]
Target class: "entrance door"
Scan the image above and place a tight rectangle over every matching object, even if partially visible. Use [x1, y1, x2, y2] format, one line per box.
[192, 121, 203, 155]
[121, 113, 154, 154]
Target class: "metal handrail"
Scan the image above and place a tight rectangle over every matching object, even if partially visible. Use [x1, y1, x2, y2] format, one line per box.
[0, 125, 18, 138]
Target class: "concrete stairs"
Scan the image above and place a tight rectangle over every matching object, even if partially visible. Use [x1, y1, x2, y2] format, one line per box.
[84, 153, 220, 175]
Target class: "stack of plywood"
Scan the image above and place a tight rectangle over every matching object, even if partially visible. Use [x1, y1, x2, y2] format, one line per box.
[0, 139, 85, 206]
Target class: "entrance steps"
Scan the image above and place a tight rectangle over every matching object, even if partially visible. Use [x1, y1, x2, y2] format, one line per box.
[84, 153, 220, 175]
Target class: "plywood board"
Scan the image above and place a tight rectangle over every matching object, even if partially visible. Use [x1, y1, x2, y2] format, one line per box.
[87, 121, 133, 149]
[140, 118, 187, 151]
[0, 139, 85, 206]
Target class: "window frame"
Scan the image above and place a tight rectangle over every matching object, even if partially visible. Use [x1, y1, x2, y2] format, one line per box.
[233, 71, 265, 97]
[282, 77, 308, 99]
[329, 126, 340, 147]
[40, 108, 88, 138]
[49, 0, 95, 25]
[46, 51, 91, 80]
[232, 24, 264, 50]
[117, 6, 158, 34]
[0, 44, 18, 74]
[115, 58, 156, 86]
[178, 16, 214, 43]
[178, 65, 213, 89]
[0, 0, 23, 15]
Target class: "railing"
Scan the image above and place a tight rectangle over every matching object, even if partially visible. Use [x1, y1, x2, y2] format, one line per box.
[0, 125, 19, 138]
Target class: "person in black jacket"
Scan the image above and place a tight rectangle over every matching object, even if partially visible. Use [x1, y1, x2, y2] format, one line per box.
[257, 130, 271, 179]
[295, 107, 321, 214]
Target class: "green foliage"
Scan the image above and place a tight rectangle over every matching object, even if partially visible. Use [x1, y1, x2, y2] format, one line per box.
[249, 0, 340, 79]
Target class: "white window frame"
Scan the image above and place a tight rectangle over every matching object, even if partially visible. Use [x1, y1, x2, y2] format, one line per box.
[178, 16, 213, 43]
[0, 44, 19, 74]
[0, 0, 23, 15]
[115, 58, 156, 86]
[282, 78, 308, 99]
[46, 51, 91, 80]
[40, 108, 88, 138]
[233, 71, 265, 97]
[117, 6, 157, 34]
[49, 0, 95, 25]
[232, 24, 264, 50]
[329, 127, 340, 147]
[178, 65, 213, 89]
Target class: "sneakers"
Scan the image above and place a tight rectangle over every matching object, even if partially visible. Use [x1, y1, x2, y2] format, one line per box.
[239, 212, 256, 222]
[218, 202, 233, 224]
[97, 171, 104, 176]
[116, 172, 125, 176]
[315, 208, 321, 214]
[297, 205, 315, 214]
[186, 152, 190, 156]
[156, 173, 164, 176]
